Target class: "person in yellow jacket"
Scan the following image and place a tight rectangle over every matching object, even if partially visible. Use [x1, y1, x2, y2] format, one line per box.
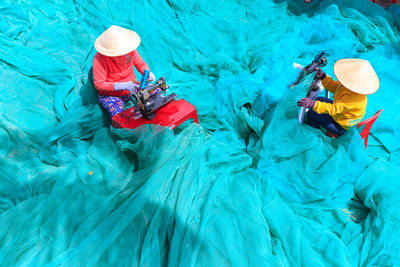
[297, 59, 380, 136]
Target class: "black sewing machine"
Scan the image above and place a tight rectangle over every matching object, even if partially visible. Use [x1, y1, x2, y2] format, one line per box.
[290, 50, 329, 124]
[130, 70, 176, 120]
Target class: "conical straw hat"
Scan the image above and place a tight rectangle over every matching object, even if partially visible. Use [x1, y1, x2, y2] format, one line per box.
[333, 59, 379, 95]
[94, 25, 141, 57]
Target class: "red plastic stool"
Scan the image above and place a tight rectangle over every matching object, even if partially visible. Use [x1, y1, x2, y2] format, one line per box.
[325, 130, 339, 139]
[371, 0, 398, 3]
[112, 99, 199, 129]
[356, 109, 383, 149]
[370, 0, 399, 7]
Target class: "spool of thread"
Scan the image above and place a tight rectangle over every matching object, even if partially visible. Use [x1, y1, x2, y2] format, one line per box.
[140, 70, 150, 90]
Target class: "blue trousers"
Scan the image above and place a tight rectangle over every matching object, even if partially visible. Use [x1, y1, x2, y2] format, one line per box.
[98, 95, 130, 116]
[306, 97, 346, 136]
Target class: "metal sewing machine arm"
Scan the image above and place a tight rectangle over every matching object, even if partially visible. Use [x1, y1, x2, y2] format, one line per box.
[289, 50, 328, 89]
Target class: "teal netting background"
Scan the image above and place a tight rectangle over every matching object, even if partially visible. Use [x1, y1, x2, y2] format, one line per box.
[1, 0, 400, 265]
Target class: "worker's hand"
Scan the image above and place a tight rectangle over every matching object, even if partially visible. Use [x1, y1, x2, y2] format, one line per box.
[113, 81, 139, 92]
[148, 72, 156, 82]
[314, 67, 326, 80]
[297, 98, 315, 108]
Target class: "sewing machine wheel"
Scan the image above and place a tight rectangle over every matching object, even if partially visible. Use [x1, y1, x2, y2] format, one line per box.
[320, 57, 327, 67]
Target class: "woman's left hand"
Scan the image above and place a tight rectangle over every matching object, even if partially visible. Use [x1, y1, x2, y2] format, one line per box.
[297, 98, 315, 108]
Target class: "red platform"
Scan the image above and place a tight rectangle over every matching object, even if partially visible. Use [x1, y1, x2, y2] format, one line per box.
[112, 99, 199, 129]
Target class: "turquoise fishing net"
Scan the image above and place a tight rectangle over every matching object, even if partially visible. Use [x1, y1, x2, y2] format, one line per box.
[1, 0, 400, 265]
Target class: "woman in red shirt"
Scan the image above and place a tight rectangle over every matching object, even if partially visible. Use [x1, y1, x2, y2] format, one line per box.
[93, 25, 155, 116]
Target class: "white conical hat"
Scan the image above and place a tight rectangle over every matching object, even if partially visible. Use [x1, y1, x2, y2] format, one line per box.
[333, 59, 379, 95]
[94, 25, 141, 57]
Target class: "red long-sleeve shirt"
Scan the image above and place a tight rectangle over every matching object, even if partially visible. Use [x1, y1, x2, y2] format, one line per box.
[93, 50, 149, 96]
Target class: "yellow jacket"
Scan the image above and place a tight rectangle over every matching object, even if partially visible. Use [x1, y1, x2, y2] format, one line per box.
[313, 76, 367, 129]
